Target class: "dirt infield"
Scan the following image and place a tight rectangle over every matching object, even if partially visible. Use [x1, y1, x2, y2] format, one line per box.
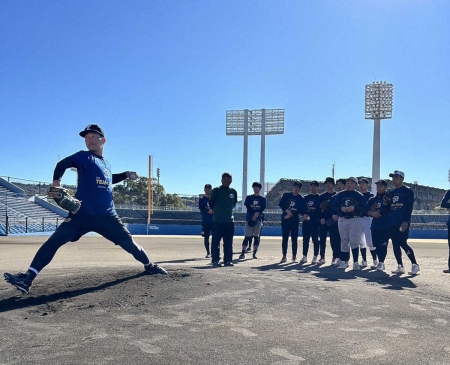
[1, 235, 450, 365]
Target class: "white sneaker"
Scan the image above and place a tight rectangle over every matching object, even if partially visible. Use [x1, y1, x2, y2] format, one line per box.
[337, 261, 349, 269]
[353, 262, 361, 271]
[318, 258, 326, 265]
[360, 260, 368, 268]
[311, 256, 318, 264]
[371, 259, 379, 269]
[334, 258, 342, 266]
[300, 256, 307, 263]
[408, 264, 420, 275]
[376, 262, 385, 271]
[391, 265, 405, 274]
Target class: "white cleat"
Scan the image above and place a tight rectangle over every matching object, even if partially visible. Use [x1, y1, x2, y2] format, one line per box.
[311, 256, 318, 264]
[353, 262, 361, 271]
[371, 259, 379, 269]
[360, 260, 368, 268]
[334, 258, 342, 267]
[376, 262, 385, 272]
[391, 265, 405, 274]
[318, 258, 326, 265]
[337, 261, 349, 270]
[408, 264, 420, 275]
[300, 256, 308, 263]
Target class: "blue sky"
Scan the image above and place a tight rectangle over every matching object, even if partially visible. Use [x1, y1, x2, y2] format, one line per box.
[1, 0, 449, 197]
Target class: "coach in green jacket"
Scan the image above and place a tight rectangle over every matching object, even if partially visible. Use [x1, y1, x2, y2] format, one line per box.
[209, 172, 238, 267]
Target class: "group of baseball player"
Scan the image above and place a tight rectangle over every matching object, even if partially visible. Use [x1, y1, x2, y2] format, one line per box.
[3, 124, 450, 295]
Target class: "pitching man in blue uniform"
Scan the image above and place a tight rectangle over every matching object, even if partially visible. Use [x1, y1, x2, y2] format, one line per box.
[440, 189, 450, 273]
[4, 124, 167, 294]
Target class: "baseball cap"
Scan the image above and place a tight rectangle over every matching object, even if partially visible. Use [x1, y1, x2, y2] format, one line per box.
[389, 170, 405, 178]
[336, 178, 347, 185]
[293, 180, 302, 188]
[204, 184, 212, 189]
[358, 178, 369, 184]
[310, 180, 319, 187]
[375, 179, 388, 186]
[222, 172, 232, 178]
[324, 177, 335, 185]
[347, 177, 358, 184]
[252, 182, 262, 188]
[79, 124, 105, 138]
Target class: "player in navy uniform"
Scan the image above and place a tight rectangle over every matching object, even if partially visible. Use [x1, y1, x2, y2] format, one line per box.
[239, 182, 267, 260]
[4, 124, 167, 294]
[358, 178, 376, 268]
[332, 177, 367, 270]
[385, 170, 420, 275]
[318, 177, 339, 265]
[199, 184, 213, 258]
[439, 189, 450, 273]
[367, 180, 390, 271]
[279, 181, 306, 263]
[301, 181, 321, 264]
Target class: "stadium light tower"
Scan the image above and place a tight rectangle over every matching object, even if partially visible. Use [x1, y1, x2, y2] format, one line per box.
[226, 109, 285, 207]
[365, 81, 393, 193]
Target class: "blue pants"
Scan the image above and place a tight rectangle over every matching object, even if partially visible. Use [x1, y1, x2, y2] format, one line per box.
[30, 213, 150, 272]
[211, 222, 234, 263]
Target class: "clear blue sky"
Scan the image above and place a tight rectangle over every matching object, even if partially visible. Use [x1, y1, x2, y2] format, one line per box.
[1, 0, 449, 197]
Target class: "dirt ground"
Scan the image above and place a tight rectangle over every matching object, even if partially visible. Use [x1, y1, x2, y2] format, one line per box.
[1, 235, 450, 365]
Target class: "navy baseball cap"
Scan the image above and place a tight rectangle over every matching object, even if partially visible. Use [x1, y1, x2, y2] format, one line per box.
[80, 124, 105, 138]
[324, 177, 335, 185]
[310, 180, 320, 187]
[358, 178, 369, 184]
[293, 180, 302, 188]
[375, 179, 388, 186]
[204, 184, 212, 189]
[389, 170, 405, 178]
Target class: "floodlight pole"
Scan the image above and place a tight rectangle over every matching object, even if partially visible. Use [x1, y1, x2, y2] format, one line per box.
[260, 109, 266, 196]
[242, 109, 249, 212]
[371, 118, 381, 194]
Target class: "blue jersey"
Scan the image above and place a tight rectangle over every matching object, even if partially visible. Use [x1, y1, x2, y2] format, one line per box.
[318, 191, 336, 220]
[53, 150, 127, 216]
[360, 191, 374, 217]
[304, 193, 320, 222]
[387, 185, 415, 226]
[244, 194, 267, 222]
[367, 194, 389, 230]
[440, 189, 450, 226]
[279, 192, 306, 220]
[331, 190, 366, 218]
[198, 195, 213, 224]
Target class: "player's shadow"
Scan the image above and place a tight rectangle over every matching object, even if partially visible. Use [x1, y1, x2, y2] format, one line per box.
[154, 257, 207, 265]
[255, 262, 417, 290]
[0, 271, 151, 313]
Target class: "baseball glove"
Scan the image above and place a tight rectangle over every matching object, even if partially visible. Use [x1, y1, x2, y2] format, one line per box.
[48, 186, 81, 214]
[369, 201, 378, 212]
[319, 200, 329, 212]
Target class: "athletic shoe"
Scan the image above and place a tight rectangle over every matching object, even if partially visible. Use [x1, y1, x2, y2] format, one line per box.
[239, 253, 245, 260]
[391, 265, 405, 274]
[205, 253, 211, 259]
[337, 261, 349, 270]
[253, 253, 258, 259]
[443, 269, 450, 274]
[224, 262, 235, 267]
[371, 259, 379, 269]
[334, 258, 342, 267]
[212, 261, 223, 267]
[4, 272, 33, 293]
[145, 263, 168, 275]
[311, 256, 318, 264]
[300, 256, 307, 263]
[246, 246, 252, 253]
[353, 262, 361, 271]
[408, 264, 420, 275]
[360, 260, 368, 268]
[292, 256, 298, 263]
[280, 256, 287, 263]
[376, 262, 385, 272]
[318, 258, 326, 265]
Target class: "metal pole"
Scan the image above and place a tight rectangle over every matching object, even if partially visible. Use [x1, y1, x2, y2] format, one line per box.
[371, 118, 381, 193]
[260, 109, 266, 196]
[148, 155, 153, 232]
[242, 109, 248, 212]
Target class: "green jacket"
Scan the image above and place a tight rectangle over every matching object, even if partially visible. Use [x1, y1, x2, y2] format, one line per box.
[210, 185, 238, 222]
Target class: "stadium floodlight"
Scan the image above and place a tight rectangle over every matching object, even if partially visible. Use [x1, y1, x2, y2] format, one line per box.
[226, 109, 285, 206]
[365, 81, 393, 192]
